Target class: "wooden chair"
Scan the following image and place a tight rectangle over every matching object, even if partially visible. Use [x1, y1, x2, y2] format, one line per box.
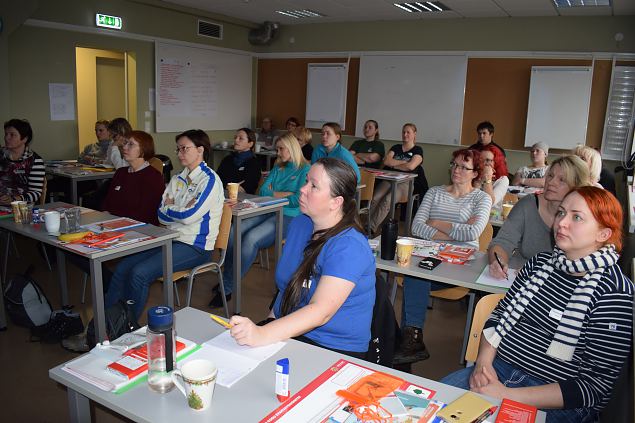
[148, 156, 164, 176]
[358, 169, 377, 235]
[429, 223, 494, 364]
[464, 293, 505, 365]
[166, 203, 233, 317]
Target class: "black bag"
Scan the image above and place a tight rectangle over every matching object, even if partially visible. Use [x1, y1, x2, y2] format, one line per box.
[4, 266, 52, 328]
[30, 306, 84, 343]
[365, 274, 400, 368]
[86, 300, 140, 348]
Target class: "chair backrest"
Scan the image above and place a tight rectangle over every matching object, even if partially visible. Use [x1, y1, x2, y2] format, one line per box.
[148, 157, 164, 176]
[214, 203, 233, 250]
[40, 177, 48, 205]
[478, 223, 494, 253]
[465, 293, 505, 363]
[360, 169, 376, 202]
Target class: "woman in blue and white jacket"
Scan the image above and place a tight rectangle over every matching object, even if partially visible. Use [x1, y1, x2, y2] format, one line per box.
[104, 129, 224, 319]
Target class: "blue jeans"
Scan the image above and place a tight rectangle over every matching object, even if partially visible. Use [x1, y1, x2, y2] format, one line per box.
[441, 357, 597, 423]
[222, 213, 292, 294]
[402, 276, 447, 328]
[104, 241, 209, 318]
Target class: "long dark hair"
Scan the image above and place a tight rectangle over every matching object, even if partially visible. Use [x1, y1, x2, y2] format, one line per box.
[280, 158, 363, 316]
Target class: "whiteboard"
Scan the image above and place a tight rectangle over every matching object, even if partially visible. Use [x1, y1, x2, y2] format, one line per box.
[525, 66, 593, 149]
[356, 54, 467, 144]
[305, 64, 348, 130]
[155, 41, 252, 133]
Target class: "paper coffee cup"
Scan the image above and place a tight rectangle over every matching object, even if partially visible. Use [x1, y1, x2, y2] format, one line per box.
[10, 200, 22, 223]
[501, 203, 514, 220]
[171, 359, 217, 411]
[254, 143, 262, 153]
[227, 183, 239, 201]
[396, 239, 415, 266]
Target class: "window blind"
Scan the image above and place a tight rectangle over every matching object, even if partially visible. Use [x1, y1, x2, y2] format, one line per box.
[601, 66, 635, 162]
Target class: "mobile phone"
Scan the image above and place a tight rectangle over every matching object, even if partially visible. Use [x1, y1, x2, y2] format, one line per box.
[418, 257, 442, 270]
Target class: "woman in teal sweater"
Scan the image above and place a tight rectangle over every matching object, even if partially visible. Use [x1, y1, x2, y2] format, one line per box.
[211, 133, 310, 307]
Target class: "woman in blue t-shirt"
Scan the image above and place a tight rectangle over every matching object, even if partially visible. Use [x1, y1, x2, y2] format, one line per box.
[229, 158, 376, 356]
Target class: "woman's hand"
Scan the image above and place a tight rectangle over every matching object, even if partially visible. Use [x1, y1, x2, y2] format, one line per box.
[469, 360, 498, 390]
[488, 260, 509, 280]
[471, 366, 508, 399]
[229, 315, 267, 347]
[481, 165, 494, 182]
[163, 196, 175, 206]
[0, 194, 12, 206]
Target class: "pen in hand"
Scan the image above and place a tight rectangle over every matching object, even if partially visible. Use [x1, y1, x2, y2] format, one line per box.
[209, 314, 232, 329]
[494, 252, 508, 281]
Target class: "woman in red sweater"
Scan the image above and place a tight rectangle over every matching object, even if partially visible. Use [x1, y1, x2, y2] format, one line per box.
[100, 131, 165, 225]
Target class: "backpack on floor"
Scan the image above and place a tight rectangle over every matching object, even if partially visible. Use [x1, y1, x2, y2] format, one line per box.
[4, 266, 52, 328]
[86, 300, 140, 348]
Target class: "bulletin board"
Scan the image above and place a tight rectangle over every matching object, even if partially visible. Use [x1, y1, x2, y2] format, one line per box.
[155, 41, 252, 133]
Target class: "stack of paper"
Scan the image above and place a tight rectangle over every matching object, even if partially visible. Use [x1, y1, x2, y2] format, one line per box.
[475, 266, 517, 289]
[181, 331, 285, 388]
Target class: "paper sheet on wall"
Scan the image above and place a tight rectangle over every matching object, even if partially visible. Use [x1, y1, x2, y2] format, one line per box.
[157, 57, 217, 118]
[49, 83, 75, 121]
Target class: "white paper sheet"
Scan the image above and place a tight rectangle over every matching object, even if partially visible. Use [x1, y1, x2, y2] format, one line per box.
[475, 265, 517, 289]
[49, 83, 75, 120]
[204, 330, 285, 363]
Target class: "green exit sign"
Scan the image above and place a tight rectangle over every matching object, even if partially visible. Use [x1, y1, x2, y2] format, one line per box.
[95, 14, 122, 30]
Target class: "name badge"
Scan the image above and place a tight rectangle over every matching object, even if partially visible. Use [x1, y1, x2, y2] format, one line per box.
[114, 185, 121, 191]
[239, 167, 245, 171]
[290, 176, 296, 180]
[549, 308, 563, 321]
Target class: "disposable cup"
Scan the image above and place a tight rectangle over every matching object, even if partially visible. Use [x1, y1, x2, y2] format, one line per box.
[396, 239, 415, 266]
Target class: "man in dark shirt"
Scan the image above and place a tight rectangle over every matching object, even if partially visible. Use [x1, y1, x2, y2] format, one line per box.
[469, 121, 506, 157]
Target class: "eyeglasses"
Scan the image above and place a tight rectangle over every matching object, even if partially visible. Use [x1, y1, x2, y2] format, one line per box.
[450, 162, 474, 172]
[175, 145, 195, 154]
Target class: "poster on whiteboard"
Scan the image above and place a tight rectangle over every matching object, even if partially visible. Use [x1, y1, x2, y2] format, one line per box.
[157, 58, 217, 118]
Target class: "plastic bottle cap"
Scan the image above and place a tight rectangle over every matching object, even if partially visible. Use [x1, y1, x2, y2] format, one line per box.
[147, 306, 173, 331]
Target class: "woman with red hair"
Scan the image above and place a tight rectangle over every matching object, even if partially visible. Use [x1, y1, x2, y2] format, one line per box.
[476, 143, 509, 206]
[442, 187, 633, 421]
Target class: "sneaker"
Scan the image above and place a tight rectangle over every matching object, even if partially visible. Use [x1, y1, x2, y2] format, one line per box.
[398, 326, 430, 358]
[62, 333, 90, 353]
[208, 291, 231, 308]
[31, 307, 84, 343]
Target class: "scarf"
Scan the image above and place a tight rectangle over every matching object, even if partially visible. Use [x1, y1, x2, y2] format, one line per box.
[232, 150, 254, 168]
[484, 245, 619, 361]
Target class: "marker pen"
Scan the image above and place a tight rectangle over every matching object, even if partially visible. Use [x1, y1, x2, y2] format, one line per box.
[275, 358, 290, 402]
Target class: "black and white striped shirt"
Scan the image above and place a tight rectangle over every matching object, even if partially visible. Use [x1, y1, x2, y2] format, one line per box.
[485, 252, 634, 411]
[0, 147, 45, 203]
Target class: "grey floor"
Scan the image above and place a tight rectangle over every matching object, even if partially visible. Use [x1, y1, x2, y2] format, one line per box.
[0, 235, 471, 422]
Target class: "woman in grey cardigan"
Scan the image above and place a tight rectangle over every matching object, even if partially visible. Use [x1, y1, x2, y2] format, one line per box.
[487, 155, 589, 280]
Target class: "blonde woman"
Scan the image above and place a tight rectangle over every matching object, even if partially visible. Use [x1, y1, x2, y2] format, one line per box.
[572, 145, 602, 188]
[211, 133, 310, 307]
[294, 126, 313, 161]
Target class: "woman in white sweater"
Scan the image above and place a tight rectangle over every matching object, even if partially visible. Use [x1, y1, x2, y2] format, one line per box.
[399, 148, 492, 358]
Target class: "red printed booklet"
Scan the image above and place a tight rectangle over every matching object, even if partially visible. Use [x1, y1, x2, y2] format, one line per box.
[494, 399, 537, 423]
[261, 359, 442, 423]
[83, 217, 146, 233]
[107, 340, 188, 379]
[437, 245, 476, 265]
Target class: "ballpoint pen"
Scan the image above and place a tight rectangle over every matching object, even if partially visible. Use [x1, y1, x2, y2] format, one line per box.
[494, 252, 509, 281]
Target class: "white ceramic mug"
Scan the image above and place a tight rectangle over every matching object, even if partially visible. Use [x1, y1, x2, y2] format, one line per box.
[171, 359, 217, 411]
[254, 143, 262, 153]
[44, 211, 61, 234]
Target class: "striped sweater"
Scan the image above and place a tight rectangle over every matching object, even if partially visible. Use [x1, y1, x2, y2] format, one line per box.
[0, 147, 45, 203]
[485, 252, 634, 411]
[158, 162, 224, 250]
[412, 185, 491, 248]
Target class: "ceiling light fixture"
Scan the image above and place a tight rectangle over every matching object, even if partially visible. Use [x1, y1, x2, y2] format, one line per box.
[393, 2, 450, 13]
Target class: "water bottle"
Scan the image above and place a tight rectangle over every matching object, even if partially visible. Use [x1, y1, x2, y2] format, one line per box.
[380, 218, 398, 260]
[147, 306, 176, 393]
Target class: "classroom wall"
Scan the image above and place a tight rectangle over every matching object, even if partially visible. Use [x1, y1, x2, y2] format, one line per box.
[254, 16, 635, 54]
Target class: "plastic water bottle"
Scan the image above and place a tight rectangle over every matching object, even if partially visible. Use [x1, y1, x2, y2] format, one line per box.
[147, 306, 176, 393]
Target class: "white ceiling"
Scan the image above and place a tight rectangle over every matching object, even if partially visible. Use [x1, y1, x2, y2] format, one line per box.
[161, 0, 635, 25]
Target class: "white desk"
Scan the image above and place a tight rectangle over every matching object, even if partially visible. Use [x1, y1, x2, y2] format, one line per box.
[231, 194, 288, 315]
[0, 204, 179, 340]
[49, 307, 546, 423]
[46, 166, 116, 205]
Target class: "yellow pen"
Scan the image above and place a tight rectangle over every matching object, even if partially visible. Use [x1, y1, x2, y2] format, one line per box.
[209, 314, 232, 329]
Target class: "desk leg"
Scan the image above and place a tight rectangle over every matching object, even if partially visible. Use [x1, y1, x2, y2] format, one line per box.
[388, 180, 397, 221]
[71, 180, 78, 205]
[0, 277, 6, 329]
[56, 249, 70, 306]
[386, 271, 398, 305]
[355, 188, 361, 214]
[67, 388, 91, 423]
[2, 231, 10, 291]
[233, 218, 242, 315]
[89, 259, 106, 343]
[162, 241, 174, 308]
[405, 179, 415, 236]
[275, 209, 283, 265]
